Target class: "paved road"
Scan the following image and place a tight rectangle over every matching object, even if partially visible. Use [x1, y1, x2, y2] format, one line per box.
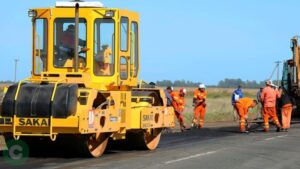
[1, 122, 300, 169]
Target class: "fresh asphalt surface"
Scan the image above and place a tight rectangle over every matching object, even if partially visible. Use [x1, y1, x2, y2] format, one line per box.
[1, 122, 300, 169]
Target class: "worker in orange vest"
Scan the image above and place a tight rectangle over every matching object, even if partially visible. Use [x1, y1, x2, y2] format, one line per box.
[260, 80, 282, 132]
[192, 84, 207, 128]
[171, 88, 187, 132]
[234, 98, 258, 133]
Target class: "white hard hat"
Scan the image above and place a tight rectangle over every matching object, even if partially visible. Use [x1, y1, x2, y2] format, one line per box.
[270, 83, 277, 88]
[180, 88, 187, 95]
[199, 83, 206, 89]
[167, 86, 174, 91]
[265, 80, 272, 85]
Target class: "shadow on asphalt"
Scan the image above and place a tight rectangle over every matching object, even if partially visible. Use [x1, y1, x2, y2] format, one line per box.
[0, 125, 264, 159]
[1, 120, 300, 159]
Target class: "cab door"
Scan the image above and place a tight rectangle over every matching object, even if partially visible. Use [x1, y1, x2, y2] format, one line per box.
[118, 12, 130, 86]
[32, 9, 51, 79]
[129, 13, 139, 86]
[118, 11, 139, 87]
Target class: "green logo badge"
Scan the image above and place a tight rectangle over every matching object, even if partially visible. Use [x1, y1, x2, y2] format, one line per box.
[3, 139, 29, 166]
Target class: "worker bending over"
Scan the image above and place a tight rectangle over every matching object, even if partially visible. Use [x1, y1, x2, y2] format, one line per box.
[260, 80, 282, 132]
[234, 98, 258, 133]
[192, 84, 207, 128]
[171, 88, 187, 132]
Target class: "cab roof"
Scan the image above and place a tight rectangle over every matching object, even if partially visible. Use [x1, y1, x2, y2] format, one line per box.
[55, 1, 104, 8]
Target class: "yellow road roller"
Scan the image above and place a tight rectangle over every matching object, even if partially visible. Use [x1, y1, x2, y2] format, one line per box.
[0, 1, 175, 157]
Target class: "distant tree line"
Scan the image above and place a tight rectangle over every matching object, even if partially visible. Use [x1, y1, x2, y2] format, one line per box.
[156, 80, 204, 87]
[0, 80, 13, 84]
[156, 78, 280, 89]
[217, 78, 264, 88]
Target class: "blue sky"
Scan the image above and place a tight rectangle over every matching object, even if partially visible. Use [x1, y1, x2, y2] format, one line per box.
[0, 0, 299, 85]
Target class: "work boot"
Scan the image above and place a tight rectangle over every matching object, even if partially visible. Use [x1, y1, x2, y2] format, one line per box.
[281, 128, 288, 132]
[240, 130, 249, 134]
[180, 128, 184, 132]
[264, 128, 269, 132]
[180, 124, 186, 132]
[276, 127, 282, 132]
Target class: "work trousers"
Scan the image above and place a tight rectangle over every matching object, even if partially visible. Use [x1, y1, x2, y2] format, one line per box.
[281, 104, 292, 129]
[263, 107, 281, 131]
[175, 111, 184, 126]
[193, 105, 206, 128]
[235, 103, 247, 132]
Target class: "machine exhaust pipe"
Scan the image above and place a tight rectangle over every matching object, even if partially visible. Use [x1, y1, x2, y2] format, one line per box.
[74, 3, 79, 72]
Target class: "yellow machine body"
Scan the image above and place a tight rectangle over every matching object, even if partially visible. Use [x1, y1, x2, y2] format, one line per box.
[0, 1, 174, 157]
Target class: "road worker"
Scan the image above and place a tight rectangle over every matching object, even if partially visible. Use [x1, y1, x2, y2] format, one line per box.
[231, 85, 244, 121]
[278, 88, 293, 132]
[260, 80, 282, 132]
[61, 24, 76, 49]
[94, 44, 112, 75]
[192, 84, 207, 128]
[61, 24, 86, 51]
[164, 86, 174, 106]
[171, 88, 187, 132]
[58, 24, 86, 67]
[232, 85, 244, 105]
[234, 98, 258, 133]
[256, 87, 264, 119]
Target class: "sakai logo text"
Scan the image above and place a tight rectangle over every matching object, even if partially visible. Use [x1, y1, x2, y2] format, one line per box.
[19, 118, 49, 126]
[143, 115, 153, 121]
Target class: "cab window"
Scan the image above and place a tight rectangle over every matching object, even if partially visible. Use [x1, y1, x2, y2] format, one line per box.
[34, 19, 48, 75]
[120, 17, 128, 51]
[130, 22, 139, 77]
[53, 18, 87, 68]
[94, 19, 115, 76]
[120, 56, 128, 80]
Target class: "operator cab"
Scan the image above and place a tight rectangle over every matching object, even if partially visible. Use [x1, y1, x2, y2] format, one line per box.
[30, 1, 139, 89]
[282, 36, 299, 92]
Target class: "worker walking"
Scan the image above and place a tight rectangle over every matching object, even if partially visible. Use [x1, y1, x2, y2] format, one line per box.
[171, 88, 187, 132]
[260, 80, 282, 132]
[192, 84, 207, 128]
[234, 98, 258, 133]
[278, 88, 293, 132]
